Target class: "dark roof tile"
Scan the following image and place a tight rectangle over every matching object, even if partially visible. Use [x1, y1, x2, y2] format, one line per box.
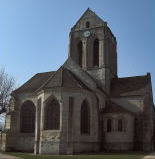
[111, 75, 149, 97]
[13, 71, 55, 93]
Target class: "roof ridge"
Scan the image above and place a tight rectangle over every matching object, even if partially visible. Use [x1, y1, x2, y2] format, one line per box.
[117, 74, 148, 80]
[36, 71, 55, 75]
[64, 68, 90, 89]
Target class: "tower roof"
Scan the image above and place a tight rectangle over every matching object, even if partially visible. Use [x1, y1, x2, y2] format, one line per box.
[71, 8, 106, 31]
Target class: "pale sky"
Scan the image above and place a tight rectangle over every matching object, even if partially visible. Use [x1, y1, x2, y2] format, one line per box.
[0, 0, 155, 101]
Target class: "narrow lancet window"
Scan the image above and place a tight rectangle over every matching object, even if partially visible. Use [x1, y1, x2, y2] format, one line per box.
[77, 41, 83, 67]
[107, 119, 112, 132]
[80, 100, 90, 134]
[86, 21, 90, 28]
[118, 119, 123, 132]
[93, 39, 99, 67]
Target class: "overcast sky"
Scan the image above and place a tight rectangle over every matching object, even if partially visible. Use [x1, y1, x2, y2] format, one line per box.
[0, 0, 155, 101]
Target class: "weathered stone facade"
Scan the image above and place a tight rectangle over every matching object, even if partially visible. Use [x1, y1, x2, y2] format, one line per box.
[1, 9, 155, 154]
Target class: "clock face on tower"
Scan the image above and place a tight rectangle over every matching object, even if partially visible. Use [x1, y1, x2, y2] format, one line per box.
[83, 31, 91, 37]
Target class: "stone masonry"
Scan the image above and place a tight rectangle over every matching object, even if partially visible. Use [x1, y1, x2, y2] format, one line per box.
[1, 8, 155, 154]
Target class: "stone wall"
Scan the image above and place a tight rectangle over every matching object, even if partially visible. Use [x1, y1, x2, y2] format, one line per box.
[40, 130, 60, 154]
[15, 134, 35, 152]
[38, 88, 101, 154]
[102, 113, 134, 151]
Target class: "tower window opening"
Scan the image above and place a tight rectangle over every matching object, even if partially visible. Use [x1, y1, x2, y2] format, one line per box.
[86, 21, 90, 28]
[93, 39, 99, 67]
[77, 41, 83, 67]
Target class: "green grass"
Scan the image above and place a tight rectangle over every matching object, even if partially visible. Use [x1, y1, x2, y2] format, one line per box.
[4, 152, 147, 159]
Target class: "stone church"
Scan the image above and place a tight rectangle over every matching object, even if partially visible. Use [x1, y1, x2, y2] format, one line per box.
[1, 9, 155, 154]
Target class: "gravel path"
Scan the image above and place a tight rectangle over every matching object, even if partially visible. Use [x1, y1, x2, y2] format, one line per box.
[0, 152, 155, 159]
[0, 153, 22, 159]
[143, 152, 155, 159]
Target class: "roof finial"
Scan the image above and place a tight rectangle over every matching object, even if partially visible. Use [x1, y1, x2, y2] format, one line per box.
[87, 7, 91, 11]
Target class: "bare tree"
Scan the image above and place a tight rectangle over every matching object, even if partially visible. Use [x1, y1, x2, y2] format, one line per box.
[0, 68, 15, 114]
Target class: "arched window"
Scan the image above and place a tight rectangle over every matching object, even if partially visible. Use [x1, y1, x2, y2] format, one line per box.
[80, 100, 90, 134]
[107, 119, 112, 132]
[86, 21, 90, 28]
[44, 98, 60, 130]
[93, 39, 99, 67]
[20, 101, 35, 133]
[118, 119, 123, 132]
[77, 41, 83, 67]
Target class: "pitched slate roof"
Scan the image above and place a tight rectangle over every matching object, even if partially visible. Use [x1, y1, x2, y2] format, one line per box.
[111, 74, 150, 97]
[13, 58, 101, 95]
[62, 68, 90, 89]
[111, 98, 141, 113]
[63, 58, 98, 90]
[102, 101, 137, 114]
[13, 71, 55, 93]
[36, 66, 89, 91]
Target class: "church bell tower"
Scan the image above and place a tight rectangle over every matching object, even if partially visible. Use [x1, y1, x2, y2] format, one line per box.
[68, 8, 117, 93]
